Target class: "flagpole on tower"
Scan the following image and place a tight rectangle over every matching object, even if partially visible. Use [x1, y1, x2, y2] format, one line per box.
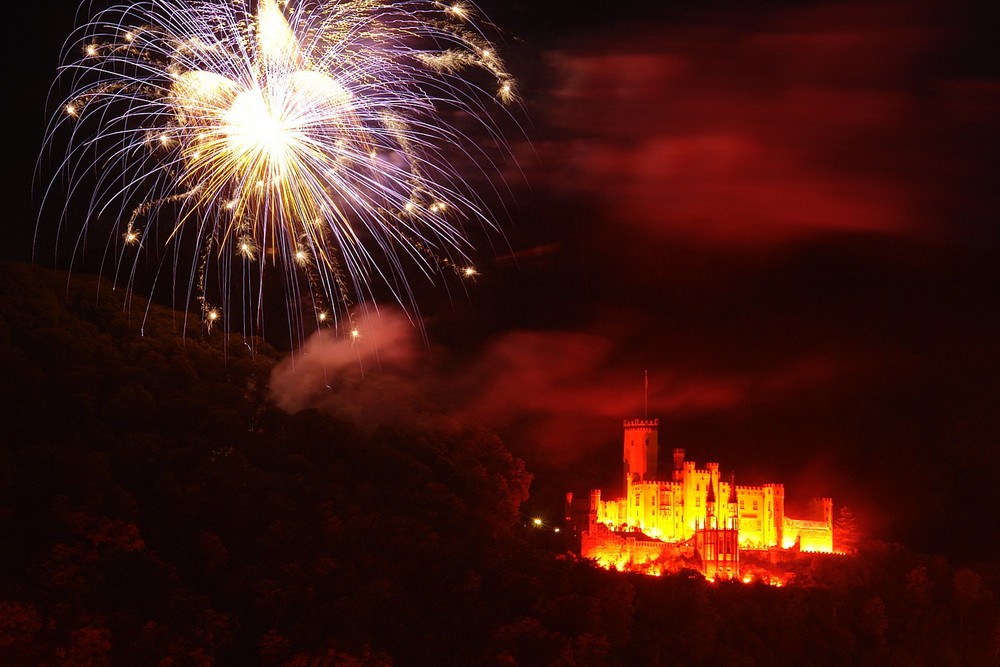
[644, 369, 648, 419]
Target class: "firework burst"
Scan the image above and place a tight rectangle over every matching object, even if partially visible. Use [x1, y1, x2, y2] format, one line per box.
[42, 0, 515, 342]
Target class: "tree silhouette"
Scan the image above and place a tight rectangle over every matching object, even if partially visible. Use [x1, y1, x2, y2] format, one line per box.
[834, 505, 861, 554]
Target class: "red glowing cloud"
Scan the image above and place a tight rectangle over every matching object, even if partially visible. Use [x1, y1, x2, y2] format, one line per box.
[268, 320, 845, 469]
[456, 331, 841, 467]
[535, 1, 993, 246]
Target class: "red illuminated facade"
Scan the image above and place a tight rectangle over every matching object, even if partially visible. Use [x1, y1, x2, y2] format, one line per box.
[580, 418, 834, 578]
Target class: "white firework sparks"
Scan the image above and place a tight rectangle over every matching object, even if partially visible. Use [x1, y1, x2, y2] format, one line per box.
[41, 0, 516, 341]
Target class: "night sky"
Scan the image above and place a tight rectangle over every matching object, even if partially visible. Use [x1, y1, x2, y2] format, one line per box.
[4, 0, 1000, 562]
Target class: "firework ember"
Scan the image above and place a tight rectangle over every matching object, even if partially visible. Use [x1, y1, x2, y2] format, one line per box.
[42, 0, 515, 339]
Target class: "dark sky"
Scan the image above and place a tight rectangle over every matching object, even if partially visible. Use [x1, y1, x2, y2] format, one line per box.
[5, 0, 1000, 560]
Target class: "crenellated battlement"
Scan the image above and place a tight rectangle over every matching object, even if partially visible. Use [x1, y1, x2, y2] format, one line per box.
[734, 484, 768, 493]
[624, 418, 659, 428]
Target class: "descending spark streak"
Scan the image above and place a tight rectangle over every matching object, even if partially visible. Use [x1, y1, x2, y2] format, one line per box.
[42, 0, 515, 340]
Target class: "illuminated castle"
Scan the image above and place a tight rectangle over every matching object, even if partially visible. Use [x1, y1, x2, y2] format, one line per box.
[580, 418, 834, 578]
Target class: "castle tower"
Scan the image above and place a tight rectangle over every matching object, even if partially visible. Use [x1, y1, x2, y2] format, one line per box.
[623, 418, 659, 492]
[727, 472, 739, 531]
[772, 484, 785, 548]
[706, 470, 716, 529]
[822, 497, 833, 529]
[672, 448, 685, 482]
[696, 469, 740, 580]
[564, 492, 574, 531]
[588, 489, 601, 532]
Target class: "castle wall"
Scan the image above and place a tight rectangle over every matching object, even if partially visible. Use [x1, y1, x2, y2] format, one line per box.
[781, 497, 833, 552]
[580, 522, 675, 572]
[782, 518, 834, 552]
[596, 476, 830, 551]
[615, 466, 784, 548]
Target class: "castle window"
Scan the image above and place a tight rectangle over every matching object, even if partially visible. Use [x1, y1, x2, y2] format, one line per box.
[739, 500, 745, 510]
[753, 500, 759, 511]
[695, 497, 700, 508]
[696, 483, 700, 491]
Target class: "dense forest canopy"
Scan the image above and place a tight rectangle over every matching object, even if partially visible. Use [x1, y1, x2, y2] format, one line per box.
[0, 262, 997, 665]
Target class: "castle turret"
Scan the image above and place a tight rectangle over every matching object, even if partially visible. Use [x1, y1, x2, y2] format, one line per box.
[623, 418, 659, 492]
[706, 470, 716, 529]
[771, 483, 785, 548]
[727, 472, 738, 531]
[808, 497, 834, 529]
[588, 489, 601, 532]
